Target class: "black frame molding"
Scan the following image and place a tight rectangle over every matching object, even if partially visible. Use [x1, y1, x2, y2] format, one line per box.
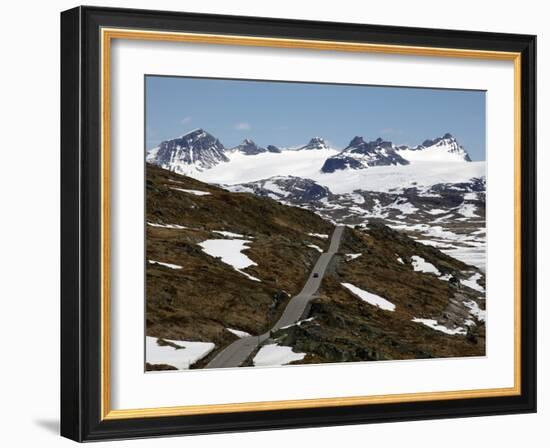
[61, 5, 536, 442]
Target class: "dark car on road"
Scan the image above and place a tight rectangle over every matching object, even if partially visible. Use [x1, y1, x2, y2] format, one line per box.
[313, 273, 319, 278]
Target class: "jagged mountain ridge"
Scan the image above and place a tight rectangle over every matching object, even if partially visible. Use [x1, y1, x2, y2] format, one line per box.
[394, 133, 472, 163]
[321, 137, 410, 173]
[230, 138, 280, 155]
[147, 129, 473, 176]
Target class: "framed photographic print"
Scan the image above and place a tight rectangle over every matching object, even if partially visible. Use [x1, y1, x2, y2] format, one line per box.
[60, 6, 537, 442]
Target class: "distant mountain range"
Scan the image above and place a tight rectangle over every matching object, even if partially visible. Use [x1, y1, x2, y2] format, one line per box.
[146, 128, 472, 176]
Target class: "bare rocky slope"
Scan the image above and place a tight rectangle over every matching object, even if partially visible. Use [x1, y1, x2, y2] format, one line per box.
[145, 164, 334, 369]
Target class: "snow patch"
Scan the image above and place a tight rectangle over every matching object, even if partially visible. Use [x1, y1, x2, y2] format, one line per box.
[307, 233, 329, 239]
[389, 199, 417, 215]
[426, 208, 447, 215]
[411, 319, 467, 335]
[350, 193, 365, 204]
[226, 328, 251, 338]
[213, 230, 247, 238]
[147, 222, 188, 230]
[464, 300, 486, 322]
[460, 272, 485, 293]
[148, 260, 182, 270]
[457, 202, 478, 218]
[146, 336, 215, 370]
[280, 317, 315, 330]
[341, 282, 396, 311]
[307, 244, 323, 253]
[411, 255, 441, 276]
[199, 239, 261, 282]
[253, 344, 306, 367]
[345, 253, 362, 261]
[171, 187, 211, 196]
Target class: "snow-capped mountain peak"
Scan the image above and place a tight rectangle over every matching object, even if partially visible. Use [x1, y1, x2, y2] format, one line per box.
[231, 139, 268, 156]
[146, 128, 228, 175]
[348, 136, 366, 147]
[298, 137, 330, 151]
[396, 133, 472, 162]
[321, 136, 409, 173]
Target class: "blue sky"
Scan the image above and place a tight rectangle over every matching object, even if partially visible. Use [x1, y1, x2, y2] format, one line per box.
[146, 76, 486, 161]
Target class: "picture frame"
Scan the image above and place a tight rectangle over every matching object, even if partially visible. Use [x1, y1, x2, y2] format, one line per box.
[60, 5, 537, 442]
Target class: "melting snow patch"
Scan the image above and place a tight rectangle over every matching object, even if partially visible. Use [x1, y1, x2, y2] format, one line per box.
[397, 256, 405, 264]
[411, 255, 441, 276]
[148, 222, 188, 230]
[199, 239, 261, 282]
[262, 180, 287, 197]
[253, 344, 306, 367]
[412, 318, 467, 335]
[464, 300, 486, 322]
[426, 209, 447, 215]
[308, 233, 329, 239]
[146, 336, 215, 370]
[417, 240, 455, 249]
[307, 244, 323, 253]
[341, 283, 396, 311]
[280, 317, 315, 330]
[460, 272, 485, 293]
[345, 253, 362, 261]
[226, 328, 251, 338]
[213, 230, 247, 238]
[148, 260, 182, 270]
[389, 199, 418, 215]
[457, 202, 478, 218]
[199, 239, 256, 269]
[171, 187, 211, 196]
[238, 271, 261, 282]
[350, 193, 366, 204]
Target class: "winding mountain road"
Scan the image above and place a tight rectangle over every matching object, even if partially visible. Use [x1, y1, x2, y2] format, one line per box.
[206, 225, 345, 369]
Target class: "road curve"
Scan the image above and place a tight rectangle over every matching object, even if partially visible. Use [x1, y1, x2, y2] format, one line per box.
[205, 225, 345, 369]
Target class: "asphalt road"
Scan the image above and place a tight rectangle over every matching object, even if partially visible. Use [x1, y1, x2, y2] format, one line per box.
[205, 225, 345, 369]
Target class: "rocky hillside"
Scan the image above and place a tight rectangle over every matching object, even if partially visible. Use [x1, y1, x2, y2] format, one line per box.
[146, 163, 485, 370]
[265, 222, 485, 364]
[145, 164, 334, 369]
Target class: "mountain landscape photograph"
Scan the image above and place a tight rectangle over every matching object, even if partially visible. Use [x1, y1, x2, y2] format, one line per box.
[144, 76, 487, 371]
